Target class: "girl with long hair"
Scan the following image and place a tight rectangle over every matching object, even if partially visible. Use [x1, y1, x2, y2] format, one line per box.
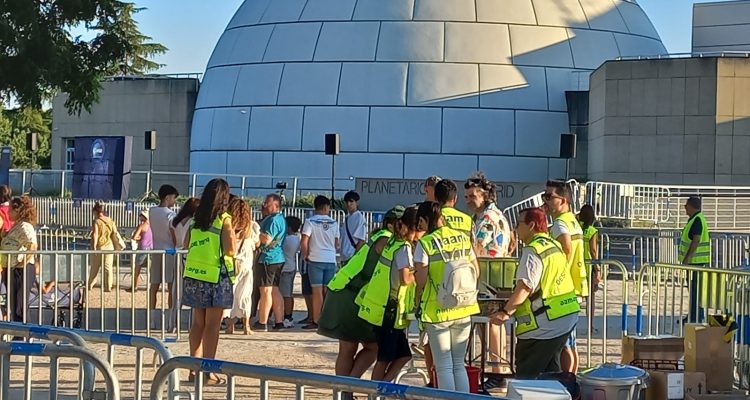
[226, 197, 260, 335]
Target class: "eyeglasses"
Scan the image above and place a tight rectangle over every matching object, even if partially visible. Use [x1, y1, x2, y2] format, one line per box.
[541, 193, 564, 201]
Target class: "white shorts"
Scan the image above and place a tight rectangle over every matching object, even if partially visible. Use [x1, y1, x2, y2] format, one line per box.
[150, 254, 176, 285]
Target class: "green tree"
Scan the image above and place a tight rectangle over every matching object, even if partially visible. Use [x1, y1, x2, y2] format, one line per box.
[0, 106, 52, 169]
[0, 1, 167, 114]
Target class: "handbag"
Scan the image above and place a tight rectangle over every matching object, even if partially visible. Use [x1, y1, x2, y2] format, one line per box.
[107, 219, 126, 251]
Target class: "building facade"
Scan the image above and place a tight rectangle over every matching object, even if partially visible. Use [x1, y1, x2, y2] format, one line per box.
[191, 0, 666, 191]
[693, 0, 750, 54]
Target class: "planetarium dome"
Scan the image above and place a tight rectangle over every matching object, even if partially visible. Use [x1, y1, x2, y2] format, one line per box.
[191, 0, 666, 188]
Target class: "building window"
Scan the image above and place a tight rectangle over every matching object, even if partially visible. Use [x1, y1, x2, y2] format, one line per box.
[65, 139, 75, 171]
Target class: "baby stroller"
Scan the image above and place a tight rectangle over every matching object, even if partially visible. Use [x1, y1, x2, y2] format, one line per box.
[27, 281, 86, 328]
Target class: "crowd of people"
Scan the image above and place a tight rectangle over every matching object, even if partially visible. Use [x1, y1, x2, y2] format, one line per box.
[0, 172, 611, 394]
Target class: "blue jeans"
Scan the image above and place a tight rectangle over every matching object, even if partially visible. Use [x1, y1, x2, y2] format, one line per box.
[424, 317, 472, 392]
[306, 261, 336, 287]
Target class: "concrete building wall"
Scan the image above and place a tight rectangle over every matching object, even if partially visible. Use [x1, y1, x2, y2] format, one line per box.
[588, 57, 750, 185]
[693, 1, 750, 53]
[52, 77, 198, 195]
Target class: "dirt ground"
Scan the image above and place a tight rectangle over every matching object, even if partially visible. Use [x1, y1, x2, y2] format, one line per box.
[4, 278, 685, 399]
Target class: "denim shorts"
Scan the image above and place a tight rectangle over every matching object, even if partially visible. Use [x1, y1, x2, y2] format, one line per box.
[306, 261, 337, 287]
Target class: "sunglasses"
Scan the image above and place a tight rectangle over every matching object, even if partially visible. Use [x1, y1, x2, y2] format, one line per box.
[542, 193, 564, 201]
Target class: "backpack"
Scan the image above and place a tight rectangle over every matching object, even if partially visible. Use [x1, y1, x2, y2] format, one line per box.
[433, 239, 478, 309]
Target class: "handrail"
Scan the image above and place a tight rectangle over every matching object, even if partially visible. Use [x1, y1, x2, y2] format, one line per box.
[0, 342, 120, 400]
[150, 356, 496, 400]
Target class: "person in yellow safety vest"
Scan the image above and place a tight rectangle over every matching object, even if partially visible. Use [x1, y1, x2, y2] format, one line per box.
[680, 196, 711, 323]
[490, 207, 580, 379]
[579, 204, 602, 291]
[414, 201, 480, 393]
[182, 178, 236, 385]
[543, 180, 587, 374]
[358, 206, 420, 383]
[317, 206, 404, 390]
[434, 179, 474, 240]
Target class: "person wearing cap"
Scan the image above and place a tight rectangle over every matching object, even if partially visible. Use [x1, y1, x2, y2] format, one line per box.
[319, 206, 405, 394]
[681, 196, 710, 323]
[340, 191, 367, 265]
[129, 210, 153, 292]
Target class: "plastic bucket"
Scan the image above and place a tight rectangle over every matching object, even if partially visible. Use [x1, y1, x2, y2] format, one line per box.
[430, 365, 482, 394]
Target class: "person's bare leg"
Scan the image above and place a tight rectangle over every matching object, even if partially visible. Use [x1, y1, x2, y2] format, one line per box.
[189, 308, 206, 358]
[167, 283, 174, 309]
[149, 284, 159, 309]
[336, 341, 358, 376]
[243, 317, 251, 335]
[311, 286, 324, 323]
[257, 286, 273, 324]
[271, 286, 284, 324]
[371, 361, 388, 381]
[226, 317, 235, 334]
[350, 342, 378, 378]
[383, 356, 411, 382]
[202, 308, 224, 359]
[283, 297, 294, 318]
[489, 324, 506, 373]
[303, 294, 313, 320]
[561, 347, 575, 373]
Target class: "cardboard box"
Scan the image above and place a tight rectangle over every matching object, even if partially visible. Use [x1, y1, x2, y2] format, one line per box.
[621, 335, 684, 365]
[684, 372, 708, 398]
[646, 371, 707, 400]
[684, 324, 733, 392]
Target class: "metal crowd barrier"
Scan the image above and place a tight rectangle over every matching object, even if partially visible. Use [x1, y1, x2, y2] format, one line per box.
[150, 356, 494, 400]
[0, 321, 95, 398]
[65, 328, 179, 400]
[636, 263, 750, 389]
[583, 259, 630, 368]
[0, 342, 120, 400]
[0, 249, 188, 341]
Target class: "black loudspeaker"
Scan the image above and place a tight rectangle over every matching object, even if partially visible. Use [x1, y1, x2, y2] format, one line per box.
[560, 134, 577, 159]
[26, 132, 38, 152]
[145, 130, 157, 151]
[325, 133, 340, 155]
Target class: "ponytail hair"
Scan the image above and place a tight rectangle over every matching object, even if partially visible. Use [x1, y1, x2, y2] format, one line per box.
[416, 201, 442, 232]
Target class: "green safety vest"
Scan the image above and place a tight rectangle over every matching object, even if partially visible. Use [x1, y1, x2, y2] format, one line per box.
[555, 212, 588, 297]
[679, 212, 711, 265]
[515, 233, 580, 336]
[184, 213, 235, 284]
[328, 229, 393, 291]
[441, 206, 473, 239]
[582, 225, 598, 261]
[357, 238, 415, 329]
[418, 225, 480, 324]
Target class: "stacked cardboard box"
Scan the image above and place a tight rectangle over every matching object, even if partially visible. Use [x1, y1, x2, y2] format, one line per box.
[684, 324, 734, 393]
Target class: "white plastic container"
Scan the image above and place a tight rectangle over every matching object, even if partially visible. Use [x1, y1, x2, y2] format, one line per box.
[506, 379, 572, 400]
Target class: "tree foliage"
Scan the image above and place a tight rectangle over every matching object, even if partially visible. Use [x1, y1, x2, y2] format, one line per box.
[0, 106, 52, 169]
[0, 1, 167, 114]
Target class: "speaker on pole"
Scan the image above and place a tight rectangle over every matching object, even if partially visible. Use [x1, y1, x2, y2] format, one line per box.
[325, 133, 340, 155]
[559, 133, 577, 159]
[145, 130, 157, 151]
[26, 132, 38, 152]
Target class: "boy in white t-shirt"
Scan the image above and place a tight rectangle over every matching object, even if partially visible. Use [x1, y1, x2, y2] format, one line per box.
[300, 195, 339, 330]
[280, 216, 302, 328]
[148, 184, 178, 310]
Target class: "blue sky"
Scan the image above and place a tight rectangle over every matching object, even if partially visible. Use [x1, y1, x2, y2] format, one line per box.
[130, 0, 717, 74]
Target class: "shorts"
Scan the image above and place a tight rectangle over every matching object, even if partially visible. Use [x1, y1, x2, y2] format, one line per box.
[375, 321, 411, 362]
[301, 273, 312, 296]
[182, 276, 233, 309]
[565, 328, 577, 348]
[279, 271, 295, 298]
[307, 261, 337, 287]
[136, 253, 151, 267]
[150, 253, 176, 285]
[256, 261, 283, 287]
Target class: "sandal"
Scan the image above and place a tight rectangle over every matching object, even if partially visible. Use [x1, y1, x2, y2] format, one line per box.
[204, 373, 226, 386]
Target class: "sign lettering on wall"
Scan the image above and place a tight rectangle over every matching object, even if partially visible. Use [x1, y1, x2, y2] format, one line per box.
[355, 178, 544, 212]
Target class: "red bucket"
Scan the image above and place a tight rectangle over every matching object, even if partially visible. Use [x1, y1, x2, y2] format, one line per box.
[430, 365, 482, 394]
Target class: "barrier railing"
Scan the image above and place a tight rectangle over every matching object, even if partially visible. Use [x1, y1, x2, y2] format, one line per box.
[583, 259, 630, 368]
[0, 249, 188, 341]
[0, 322, 96, 398]
[149, 356, 494, 400]
[66, 327, 179, 400]
[0, 342, 120, 400]
[636, 263, 750, 389]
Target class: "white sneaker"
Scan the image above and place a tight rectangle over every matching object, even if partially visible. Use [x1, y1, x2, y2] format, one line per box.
[283, 318, 294, 328]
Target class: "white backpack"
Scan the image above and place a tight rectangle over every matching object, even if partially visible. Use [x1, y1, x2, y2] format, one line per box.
[434, 240, 478, 309]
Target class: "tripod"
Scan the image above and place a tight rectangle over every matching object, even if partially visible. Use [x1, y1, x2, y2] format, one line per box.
[140, 149, 157, 201]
